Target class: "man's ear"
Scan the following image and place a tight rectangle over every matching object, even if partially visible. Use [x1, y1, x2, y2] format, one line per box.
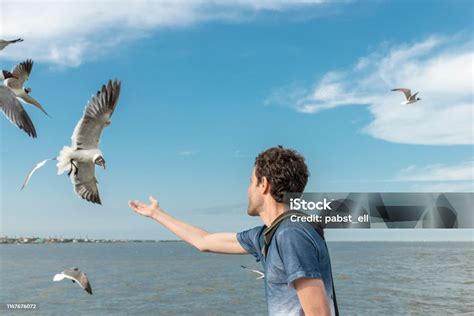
[260, 176, 271, 194]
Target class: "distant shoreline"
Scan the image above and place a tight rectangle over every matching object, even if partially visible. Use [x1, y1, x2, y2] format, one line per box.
[0, 237, 471, 244]
[0, 237, 183, 245]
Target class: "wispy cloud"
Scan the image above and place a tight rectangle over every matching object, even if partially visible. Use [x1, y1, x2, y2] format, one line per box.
[409, 182, 473, 192]
[397, 160, 474, 192]
[397, 160, 474, 182]
[192, 202, 247, 215]
[178, 150, 198, 156]
[327, 159, 474, 192]
[0, 0, 329, 66]
[266, 34, 473, 145]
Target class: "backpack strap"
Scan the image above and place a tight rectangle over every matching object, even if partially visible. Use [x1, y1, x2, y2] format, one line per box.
[262, 210, 339, 316]
[262, 210, 323, 256]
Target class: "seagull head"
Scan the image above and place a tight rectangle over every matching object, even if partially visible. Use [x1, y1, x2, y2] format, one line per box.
[1, 70, 18, 80]
[417, 97, 421, 101]
[94, 155, 106, 170]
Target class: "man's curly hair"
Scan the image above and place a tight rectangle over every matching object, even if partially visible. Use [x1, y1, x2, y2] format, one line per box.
[254, 145, 309, 203]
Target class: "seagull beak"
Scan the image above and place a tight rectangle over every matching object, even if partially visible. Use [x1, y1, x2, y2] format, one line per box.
[11, 74, 19, 79]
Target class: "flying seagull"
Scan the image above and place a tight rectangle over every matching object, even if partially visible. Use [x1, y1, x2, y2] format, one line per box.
[53, 268, 93, 295]
[21, 79, 122, 204]
[0, 80, 37, 138]
[391, 88, 421, 105]
[5, 59, 50, 117]
[0, 70, 18, 81]
[241, 265, 265, 280]
[0, 38, 23, 51]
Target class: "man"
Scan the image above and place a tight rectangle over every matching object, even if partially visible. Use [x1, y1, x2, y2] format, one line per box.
[128, 146, 336, 316]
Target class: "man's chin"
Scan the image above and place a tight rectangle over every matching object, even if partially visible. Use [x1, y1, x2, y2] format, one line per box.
[247, 208, 259, 217]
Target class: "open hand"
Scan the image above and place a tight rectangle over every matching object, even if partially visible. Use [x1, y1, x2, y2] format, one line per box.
[128, 196, 161, 218]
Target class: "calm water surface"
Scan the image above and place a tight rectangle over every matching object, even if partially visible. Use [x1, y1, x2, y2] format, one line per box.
[1, 242, 472, 315]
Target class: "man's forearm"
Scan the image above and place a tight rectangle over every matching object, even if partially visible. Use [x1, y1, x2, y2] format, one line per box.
[149, 209, 246, 254]
[129, 197, 246, 254]
[150, 209, 210, 250]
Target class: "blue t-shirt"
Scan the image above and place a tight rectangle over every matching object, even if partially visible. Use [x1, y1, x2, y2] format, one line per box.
[237, 218, 336, 316]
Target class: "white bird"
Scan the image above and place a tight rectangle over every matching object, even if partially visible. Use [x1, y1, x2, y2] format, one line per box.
[1, 82, 37, 138]
[0, 38, 23, 51]
[391, 88, 421, 105]
[21, 79, 122, 204]
[53, 267, 92, 295]
[241, 265, 265, 280]
[5, 59, 50, 117]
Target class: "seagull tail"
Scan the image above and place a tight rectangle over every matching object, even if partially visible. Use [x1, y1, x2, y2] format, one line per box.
[57, 146, 74, 175]
[53, 273, 65, 282]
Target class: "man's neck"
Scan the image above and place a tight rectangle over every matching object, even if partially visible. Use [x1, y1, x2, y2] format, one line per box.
[259, 201, 286, 227]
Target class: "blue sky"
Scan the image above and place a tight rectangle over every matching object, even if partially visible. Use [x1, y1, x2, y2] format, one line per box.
[1, 0, 472, 240]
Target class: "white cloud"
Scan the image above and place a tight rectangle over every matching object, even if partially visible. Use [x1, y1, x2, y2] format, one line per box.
[396, 160, 474, 192]
[397, 160, 474, 182]
[326, 159, 474, 192]
[0, 0, 327, 66]
[267, 35, 474, 145]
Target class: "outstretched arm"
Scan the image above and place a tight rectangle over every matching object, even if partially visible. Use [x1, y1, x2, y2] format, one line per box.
[128, 196, 247, 254]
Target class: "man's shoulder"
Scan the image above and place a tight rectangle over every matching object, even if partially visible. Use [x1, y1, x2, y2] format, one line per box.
[271, 217, 329, 269]
[246, 225, 266, 235]
[274, 217, 324, 242]
[277, 215, 315, 230]
[237, 225, 266, 243]
[236, 225, 266, 261]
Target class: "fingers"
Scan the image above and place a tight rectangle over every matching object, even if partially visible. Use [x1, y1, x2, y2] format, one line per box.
[128, 197, 158, 213]
[133, 200, 146, 208]
[128, 200, 140, 211]
[128, 200, 145, 210]
[149, 196, 158, 205]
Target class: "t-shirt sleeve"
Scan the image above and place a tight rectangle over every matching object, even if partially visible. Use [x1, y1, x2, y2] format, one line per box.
[276, 227, 322, 288]
[236, 226, 263, 261]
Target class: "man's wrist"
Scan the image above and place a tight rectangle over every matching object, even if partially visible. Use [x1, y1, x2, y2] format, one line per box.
[150, 209, 162, 221]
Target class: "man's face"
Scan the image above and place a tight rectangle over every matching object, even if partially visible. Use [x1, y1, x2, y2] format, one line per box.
[247, 168, 264, 216]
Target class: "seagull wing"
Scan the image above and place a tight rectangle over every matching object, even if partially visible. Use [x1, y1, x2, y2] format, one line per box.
[391, 88, 412, 100]
[71, 80, 121, 150]
[21, 94, 50, 117]
[21, 158, 56, 189]
[63, 269, 93, 295]
[0, 38, 23, 50]
[8, 38, 24, 43]
[6, 59, 33, 90]
[71, 161, 101, 205]
[0, 86, 37, 138]
[240, 265, 265, 278]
